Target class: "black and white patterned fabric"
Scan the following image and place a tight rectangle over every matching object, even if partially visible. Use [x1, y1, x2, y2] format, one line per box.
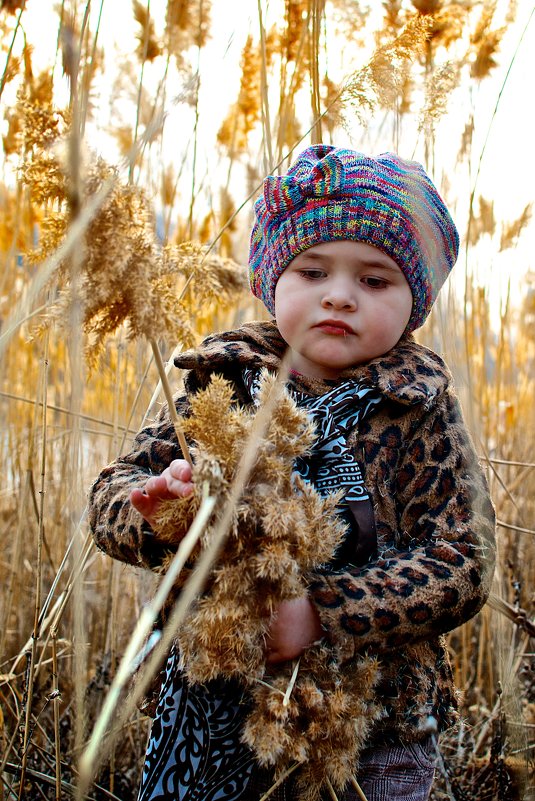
[244, 369, 380, 501]
[138, 648, 255, 801]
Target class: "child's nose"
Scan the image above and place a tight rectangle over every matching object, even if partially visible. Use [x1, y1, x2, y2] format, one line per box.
[321, 282, 357, 311]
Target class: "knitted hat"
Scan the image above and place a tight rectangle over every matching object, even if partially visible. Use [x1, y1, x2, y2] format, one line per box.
[248, 144, 459, 332]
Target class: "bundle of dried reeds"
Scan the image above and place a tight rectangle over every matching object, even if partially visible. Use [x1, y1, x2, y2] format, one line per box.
[150, 372, 382, 800]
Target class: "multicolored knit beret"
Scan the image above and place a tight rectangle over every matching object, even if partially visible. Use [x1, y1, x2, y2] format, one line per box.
[248, 144, 459, 332]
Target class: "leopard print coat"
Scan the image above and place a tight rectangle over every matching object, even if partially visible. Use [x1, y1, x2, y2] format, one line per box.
[88, 320, 496, 743]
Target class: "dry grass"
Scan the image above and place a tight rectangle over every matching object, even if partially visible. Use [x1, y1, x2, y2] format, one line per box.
[0, 1, 533, 799]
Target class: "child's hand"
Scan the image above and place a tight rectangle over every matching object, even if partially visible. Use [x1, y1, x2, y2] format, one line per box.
[265, 596, 323, 664]
[130, 459, 194, 529]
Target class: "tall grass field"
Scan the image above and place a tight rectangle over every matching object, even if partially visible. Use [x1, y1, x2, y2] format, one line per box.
[0, 1, 533, 799]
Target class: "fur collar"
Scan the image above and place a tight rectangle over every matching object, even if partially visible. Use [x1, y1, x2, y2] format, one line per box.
[174, 320, 451, 407]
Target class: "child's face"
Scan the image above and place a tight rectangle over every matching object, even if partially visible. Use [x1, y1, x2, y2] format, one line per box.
[274, 240, 413, 380]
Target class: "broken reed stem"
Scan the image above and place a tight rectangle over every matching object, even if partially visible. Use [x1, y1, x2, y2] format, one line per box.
[283, 657, 301, 707]
[79, 353, 293, 790]
[0, 391, 138, 435]
[349, 775, 370, 801]
[148, 337, 192, 465]
[2, 761, 124, 801]
[486, 593, 535, 637]
[496, 520, 535, 536]
[258, 762, 301, 801]
[252, 677, 286, 696]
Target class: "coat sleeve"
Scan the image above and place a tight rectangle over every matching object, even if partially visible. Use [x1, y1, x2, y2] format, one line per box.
[87, 395, 190, 571]
[307, 389, 496, 664]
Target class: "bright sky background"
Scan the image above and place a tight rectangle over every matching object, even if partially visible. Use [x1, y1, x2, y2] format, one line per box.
[4, 0, 535, 317]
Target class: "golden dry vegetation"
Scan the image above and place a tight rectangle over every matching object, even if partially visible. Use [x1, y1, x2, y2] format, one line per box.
[0, 1, 533, 799]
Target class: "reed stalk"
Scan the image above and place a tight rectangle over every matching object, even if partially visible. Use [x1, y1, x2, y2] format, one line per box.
[129, 0, 151, 184]
[16, 333, 49, 799]
[0, 425, 37, 659]
[276, 5, 309, 164]
[51, 629, 62, 801]
[258, 763, 301, 801]
[80, 0, 106, 138]
[325, 777, 340, 801]
[148, 337, 192, 465]
[0, 0, 26, 101]
[464, 5, 535, 260]
[78, 490, 218, 791]
[118, 346, 154, 452]
[257, 0, 274, 171]
[349, 775, 369, 801]
[187, 1, 204, 238]
[309, 0, 324, 145]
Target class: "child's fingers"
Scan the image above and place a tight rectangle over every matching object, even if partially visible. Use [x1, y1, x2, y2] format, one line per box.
[143, 471, 194, 500]
[130, 487, 157, 516]
[130, 464, 194, 524]
[143, 474, 175, 498]
[168, 459, 193, 483]
[165, 477, 194, 498]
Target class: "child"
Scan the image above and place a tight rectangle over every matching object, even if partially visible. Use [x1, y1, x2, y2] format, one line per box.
[88, 145, 496, 801]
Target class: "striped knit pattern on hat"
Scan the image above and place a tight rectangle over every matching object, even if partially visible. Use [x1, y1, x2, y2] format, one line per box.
[248, 145, 459, 332]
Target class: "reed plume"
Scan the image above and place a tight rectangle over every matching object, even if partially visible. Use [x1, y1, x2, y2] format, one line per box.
[217, 33, 262, 156]
[1, 0, 25, 15]
[165, 0, 212, 67]
[133, 0, 162, 62]
[467, 195, 496, 247]
[470, 1, 509, 80]
[19, 113, 246, 363]
[499, 204, 532, 252]
[344, 15, 432, 118]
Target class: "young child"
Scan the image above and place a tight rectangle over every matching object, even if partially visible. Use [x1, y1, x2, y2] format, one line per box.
[88, 145, 496, 801]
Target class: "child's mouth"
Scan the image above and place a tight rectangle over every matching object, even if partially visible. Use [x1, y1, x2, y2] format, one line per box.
[315, 320, 355, 336]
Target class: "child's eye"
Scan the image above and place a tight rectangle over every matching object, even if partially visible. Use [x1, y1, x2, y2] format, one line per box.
[299, 269, 326, 280]
[362, 276, 388, 289]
